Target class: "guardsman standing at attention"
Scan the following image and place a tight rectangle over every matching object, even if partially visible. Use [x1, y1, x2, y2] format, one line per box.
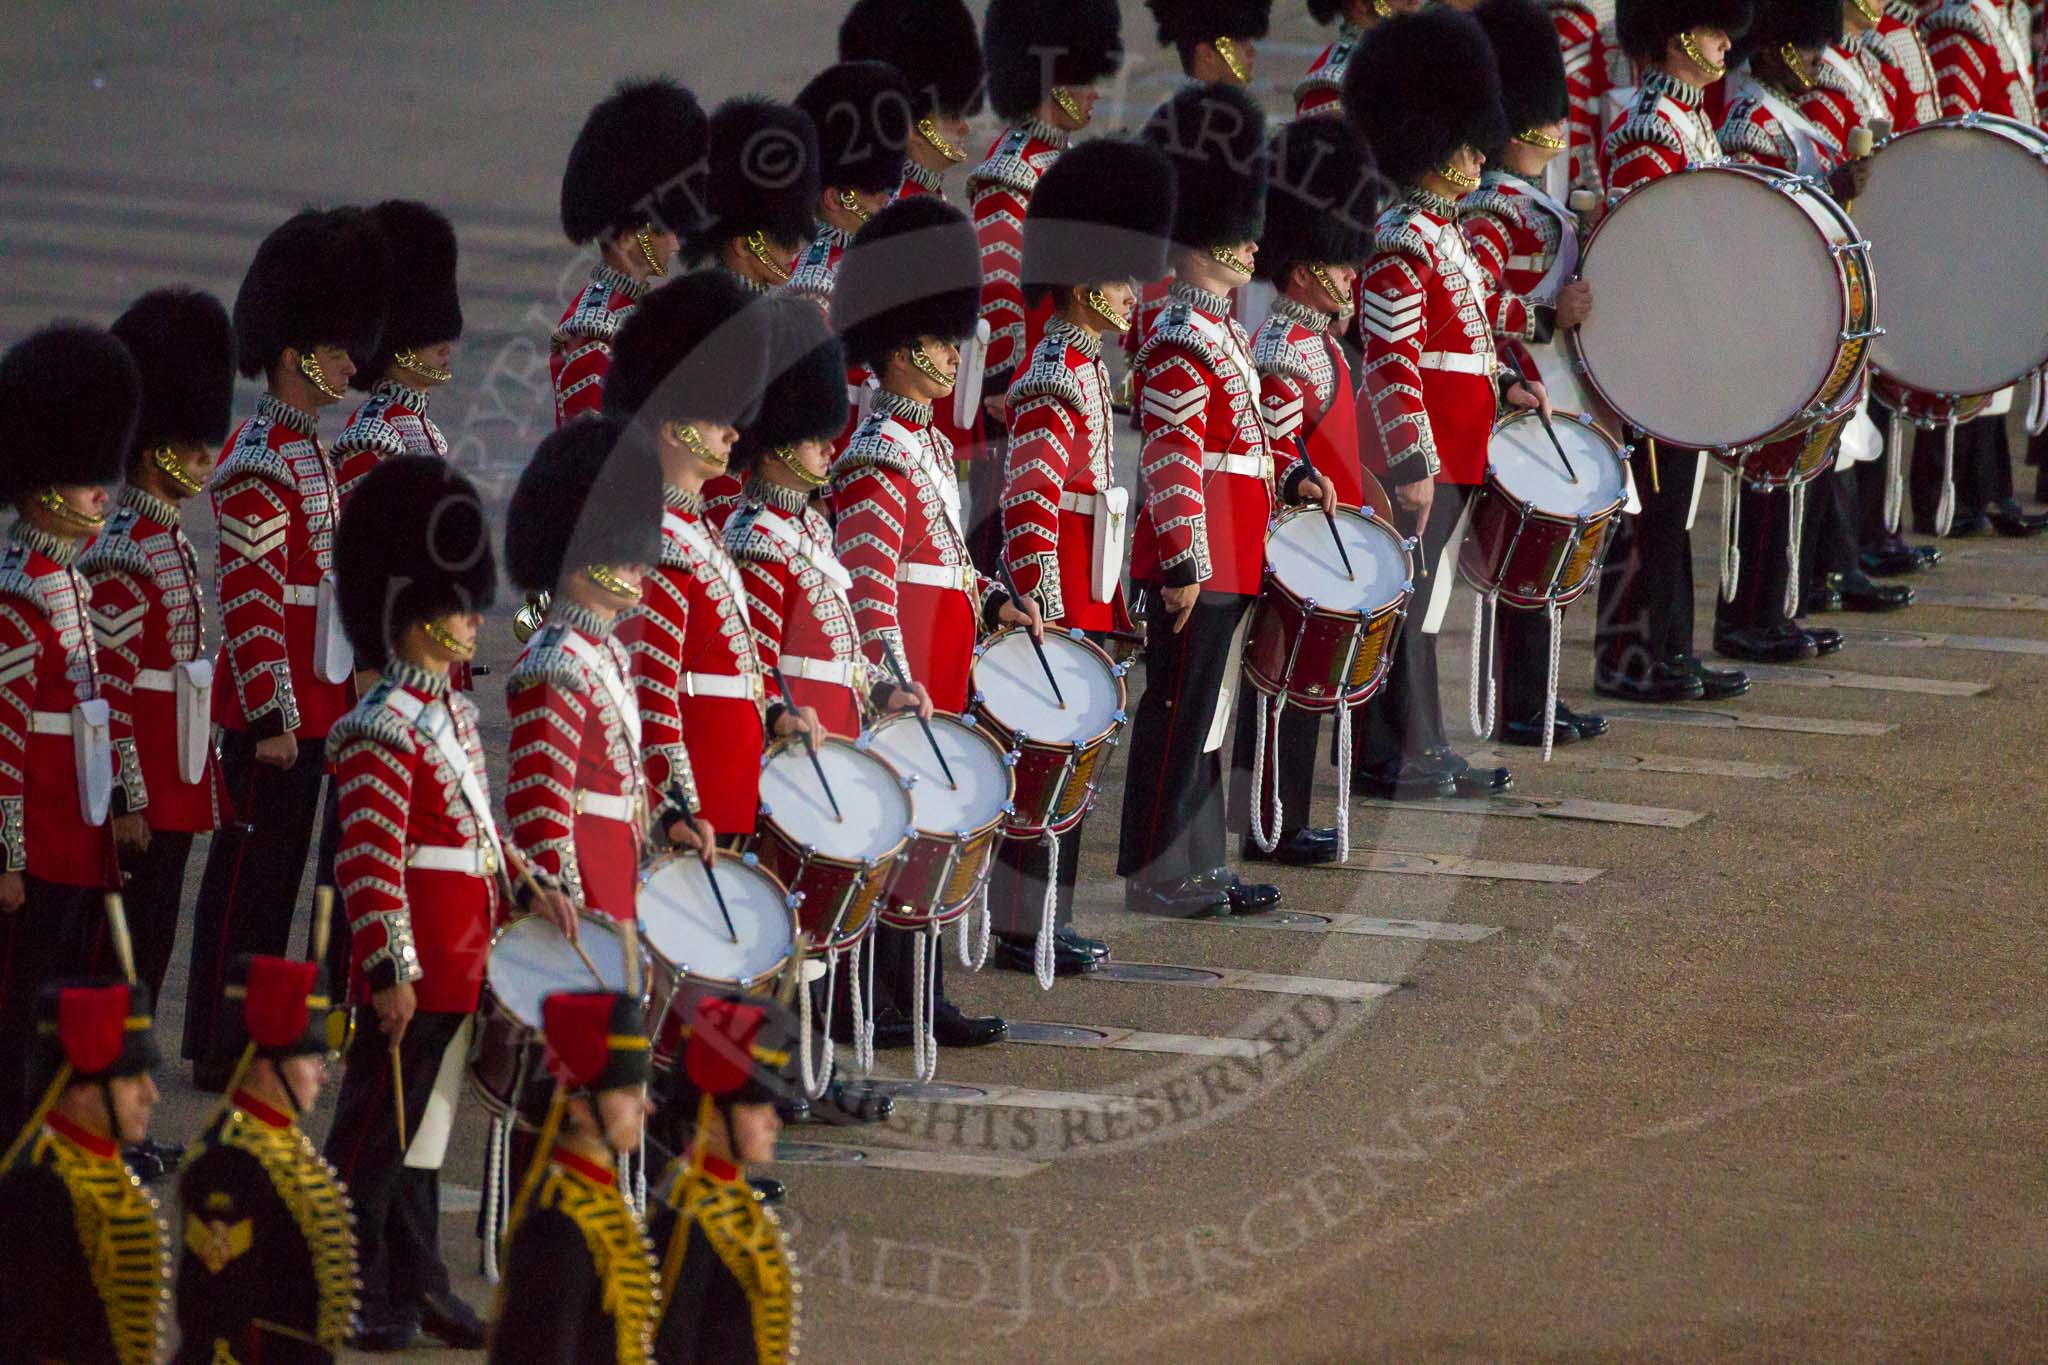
[787, 61, 912, 321]
[552, 78, 711, 428]
[1298, 0, 1428, 118]
[686, 98, 823, 299]
[489, 990, 658, 1365]
[186, 208, 390, 1088]
[837, 0, 986, 203]
[0, 324, 140, 1136]
[1145, 0, 1274, 85]
[175, 951, 358, 1363]
[0, 970, 169, 1365]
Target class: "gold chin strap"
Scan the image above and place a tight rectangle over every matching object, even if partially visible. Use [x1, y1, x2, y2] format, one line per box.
[585, 563, 643, 604]
[636, 225, 668, 278]
[423, 620, 477, 661]
[1051, 86, 1090, 126]
[916, 116, 965, 163]
[908, 341, 956, 392]
[36, 487, 105, 533]
[1309, 264, 1354, 316]
[1849, 0, 1882, 22]
[298, 352, 345, 401]
[776, 444, 830, 487]
[1779, 43, 1818, 89]
[1678, 30, 1727, 79]
[1208, 244, 1255, 278]
[394, 348, 453, 384]
[152, 444, 205, 497]
[744, 230, 791, 282]
[670, 421, 729, 472]
[1085, 288, 1132, 333]
[1371, 0, 1394, 17]
[1516, 127, 1568, 150]
[837, 188, 871, 224]
[1212, 35, 1250, 83]
[1436, 160, 1481, 191]
[513, 591, 551, 644]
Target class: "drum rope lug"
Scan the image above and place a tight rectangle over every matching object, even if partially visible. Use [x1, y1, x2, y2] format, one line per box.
[1828, 239, 1873, 256]
[1838, 325, 1885, 343]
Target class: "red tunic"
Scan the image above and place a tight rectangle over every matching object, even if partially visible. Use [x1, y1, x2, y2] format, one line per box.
[896, 159, 948, 202]
[1870, 7, 1944, 128]
[831, 391, 1003, 711]
[1550, 1, 1620, 195]
[550, 264, 650, 428]
[1251, 295, 1367, 510]
[331, 661, 499, 1011]
[618, 487, 764, 836]
[787, 224, 876, 455]
[1720, 75, 1848, 172]
[0, 524, 115, 887]
[724, 481, 868, 739]
[1603, 69, 1726, 196]
[211, 394, 353, 739]
[504, 603, 646, 921]
[1925, 0, 2040, 119]
[967, 119, 1068, 387]
[1295, 19, 1364, 118]
[332, 380, 449, 505]
[79, 487, 217, 834]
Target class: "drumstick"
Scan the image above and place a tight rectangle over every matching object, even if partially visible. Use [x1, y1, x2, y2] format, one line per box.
[102, 895, 137, 985]
[619, 916, 642, 1000]
[779, 933, 811, 1008]
[1501, 366, 1579, 484]
[391, 1044, 408, 1150]
[769, 662, 842, 822]
[886, 652, 959, 790]
[666, 781, 738, 944]
[1646, 436, 1662, 494]
[311, 886, 334, 967]
[1292, 436, 1357, 580]
[993, 556, 1066, 709]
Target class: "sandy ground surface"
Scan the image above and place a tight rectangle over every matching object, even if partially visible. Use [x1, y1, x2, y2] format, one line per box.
[4, 4, 2047, 1361]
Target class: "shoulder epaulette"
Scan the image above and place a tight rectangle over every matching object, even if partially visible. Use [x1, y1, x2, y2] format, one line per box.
[555, 278, 630, 345]
[0, 567, 47, 615]
[1251, 322, 1314, 383]
[966, 129, 1043, 199]
[331, 415, 406, 458]
[77, 524, 151, 581]
[1920, 1, 1990, 38]
[1136, 303, 1227, 373]
[1606, 110, 1685, 159]
[328, 685, 421, 752]
[722, 504, 791, 566]
[1008, 340, 1087, 409]
[1371, 213, 1437, 266]
[216, 424, 296, 489]
[508, 634, 592, 695]
[1716, 101, 1782, 161]
[831, 416, 917, 479]
[1460, 183, 1526, 230]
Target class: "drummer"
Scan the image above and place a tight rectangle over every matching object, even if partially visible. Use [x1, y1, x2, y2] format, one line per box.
[1344, 10, 1542, 800]
[990, 137, 1172, 972]
[1461, 0, 1609, 749]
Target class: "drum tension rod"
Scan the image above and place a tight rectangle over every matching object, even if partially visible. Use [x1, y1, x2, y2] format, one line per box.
[771, 661, 844, 820]
[995, 555, 1067, 708]
[1294, 436, 1357, 579]
[667, 780, 739, 944]
[887, 652, 961, 789]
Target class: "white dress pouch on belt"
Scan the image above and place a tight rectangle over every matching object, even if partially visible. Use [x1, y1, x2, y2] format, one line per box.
[313, 571, 354, 684]
[73, 699, 113, 826]
[173, 659, 214, 784]
[1092, 487, 1129, 604]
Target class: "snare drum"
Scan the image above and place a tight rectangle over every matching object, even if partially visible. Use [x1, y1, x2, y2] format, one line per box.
[864, 713, 1014, 929]
[640, 849, 796, 991]
[1243, 505, 1413, 711]
[470, 913, 637, 1121]
[970, 628, 1126, 839]
[752, 736, 911, 954]
[1461, 411, 1627, 608]
[1577, 163, 1876, 450]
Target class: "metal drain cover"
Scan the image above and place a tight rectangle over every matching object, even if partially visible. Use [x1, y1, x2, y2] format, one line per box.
[1092, 963, 1224, 984]
[1006, 1021, 1109, 1044]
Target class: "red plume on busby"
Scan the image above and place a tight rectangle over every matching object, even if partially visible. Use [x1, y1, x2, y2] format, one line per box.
[1256, 116, 1382, 283]
[833, 196, 983, 371]
[505, 415, 664, 597]
[604, 268, 768, 432]
[541, 992, 652, 1095]
[1342, 9, 1509, 185]
[560, 77, 711, 245]
[838, 0, 986, 121]
[109, 288, 234, 464]
[1144, 82, 1270, 250]
[1616, 0, 1754, 62]
[335, 456, 498, 669]
[351, 200, 464, 392]
[732, 296, 851, 474]
[983, 0, 1125, 120]
[223, 956, 326, 1060]
[1022, 137, 1177, 304]
[685, 98, 823, 262]
[797, 61, 914, 196]
[0, 322, 141, 504]
[22, 978, 158, 1110]
[232, 207, 391, 379]
[1474, 0, 1570, 145]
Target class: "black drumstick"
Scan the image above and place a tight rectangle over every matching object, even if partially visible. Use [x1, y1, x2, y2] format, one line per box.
[885, 651, 958, 790]
[1502, 365, 1579, 484]
[666, 780, 738, 945]
[769, 662, 841, 822]
[993, 555, 1066, 709]
[1292, 436, 1356, 580]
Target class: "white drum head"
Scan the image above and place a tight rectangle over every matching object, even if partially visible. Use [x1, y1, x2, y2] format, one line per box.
[865, 713, 1013, 836]
[1266, 506, 1412, 613]
[1578, 167, 1844, 447]
[759, 737, 911, 861]
[486, 915, 631, 1026]
[973, 630, 1121, 744]
[1860, 119, 2048, 395]
[1490, 413, 1627, 517]
[638, 854, 795, 985]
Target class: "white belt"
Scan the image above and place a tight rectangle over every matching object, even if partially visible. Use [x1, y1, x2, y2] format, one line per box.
[780, 655, 858, 688]
[682, 671, 764, 702]
[282, 584, 318, 606]
[1202, 451, 1273, 480]
[407, 844, 497, 877]
[30, 710, 76, 735]
[898, 561, 977, 592]
[1506, 254, 1546, 271]
[1417, 351, 1496, 377]
[574, 789, 639, 823]
[1058, 490, 1100, 514]
[134, 668, 176, 693]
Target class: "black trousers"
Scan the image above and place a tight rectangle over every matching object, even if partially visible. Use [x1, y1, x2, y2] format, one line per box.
[1911, 414, 2006, 526]
[1595, 444, 1702, 680]
[1800, 462, 1861, 586]
[325, 1008, 466, 1320]
[1495, 602, 1562, 729]
[1714, 483, 1797, 634]
[182, 731, 334, 1062]
[1358, 484, 1472, 771]
[118, 829, 197, 1008]
[1116, 587, 1253, 888]
[1227, 685, 1320, 841]
[0, 876, 102, 1133]
[987, 831, 1083, 940]
[965, 422, 1006, 575]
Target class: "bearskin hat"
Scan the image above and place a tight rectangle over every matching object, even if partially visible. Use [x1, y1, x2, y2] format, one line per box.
[984, 0, 1126, 120]
[604, 269, 768, 433]
[1474, 0, 1569, 143]
[834, 197, 982, 371]
[232, 207, 390, 380]
[685, 98, 822, 261]
[108, 288, 233, 464]
[1257, 117, 1381, 283]
[1144, 83, 1270, 251]
[506, 415, 664, 596]
[560, 77, 711, 246]
[348, 200, 463, 392]
[335, 455, 497, 669]
[1731, 0, 1839, 64]
[798, 62, 914, 196]
[1308, 0, 1349, 21]
[0, 323, 140, 505]
[23, 979, 157, 1108]
[1147, 0, 1275, 46]
[1022, 138, 1176, 304]
[1616, 0, 1754, 62]
[1343, 9, 1509, 185]
[209, 955, 331, 1068]
[733, 297, 851, 473]
[839, 0, 986, 120]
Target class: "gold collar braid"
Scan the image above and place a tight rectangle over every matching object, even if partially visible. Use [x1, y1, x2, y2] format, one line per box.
[38, 1127, 170, 1365]
[662, 1160, 797, 1365]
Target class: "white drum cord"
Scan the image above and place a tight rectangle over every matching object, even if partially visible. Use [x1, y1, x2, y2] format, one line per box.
[1720, 469, 1743, 601]
[1247, 691, 1286, 854]
[482, 1112, 507, 1283]
[795, 950, 836, 1100]
[1542, 597, 1564, 764]
[910, 924, 940, 1083]
[853, 935, 875, 1074]
[1335, 702, 1354, 862]
[1883, 408, 1907, 535]
[1934, 415, 1957, 537]
[957, 882, 992, 971]
[1783, 483, 1806, 620]
[1468, 589, 1499, 741]
[1033, 828, 1060, 991]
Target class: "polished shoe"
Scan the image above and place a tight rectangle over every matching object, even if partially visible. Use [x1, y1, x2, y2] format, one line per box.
[1427, 747, 1511, 797]
[993, 931, 1100, 976]
[1496, 715, 1577, 748]
[1931, 509, 1989, 537]
[1803, 625, 1844, 656]
[1670, 653, 1751, 700]
[1353, 757, 1456, 800]
[773, 1093, 813, 1124]
[1861, 540, 1939, 576]
[1126, 876, 1232, 919]
[1799, 580, 1843, 613]
[1195, 869, 1282, 914]
[1240, 826, 1341, 866]
[349, 1314, 420, 1353]
[418, 1290, 488, 1350]
[123, 1138, 183, 1184]
[1594, 661, 1705, 703]
[1559, 703, 1607, 739]
[1838, 571, 1912, 612]
[1990, 498, 2048, 535]
[1713, 625, 1817, 663]
[750, 1176, 787, 1206]
[1059, 926, 1111, 962]
[931, 1000, 1007, 1048]
[812, 1077, 894, 1124]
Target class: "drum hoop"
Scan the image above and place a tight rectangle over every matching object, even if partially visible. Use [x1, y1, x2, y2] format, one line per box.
[1264, 504, 1415, 618]
[865, 711, 1018, 841]
[971, 625, 1127, 752]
